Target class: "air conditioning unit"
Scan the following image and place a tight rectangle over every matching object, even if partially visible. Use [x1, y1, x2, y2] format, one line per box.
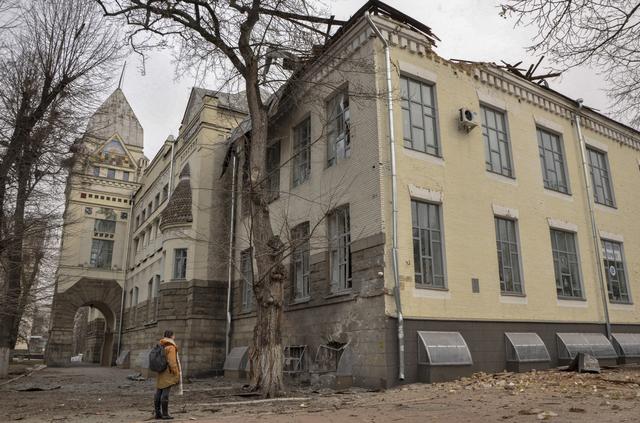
[459, 108, 479, 132]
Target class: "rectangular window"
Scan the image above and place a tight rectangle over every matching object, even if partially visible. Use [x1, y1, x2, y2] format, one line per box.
[135, 216, 140, 228]
[602, 239, 630, 303]
[292, 117, 311, 187]
[162, 184, 169, 201]
[146, 279, 153, 321]
[550, 229, 583, 299]
[587, 148, 615, 207]
[173, 248, 187, 279]
[147, 203, 153, 216]
[90, 239, 114, 269]
[93, 166, 100, 177]
[494, 217, 522, 294]
[329, 206, 351, 292]
[241, 248, 254, 309]
[400, 76, 438, 156]
[94, 219, 116, 234]
[107, 168, 116, 179]
[411, 200, 445, 288]
[265, 140, 281, 202]
[291, 222, 310, 300]
[481, 106, 513, 177]
[327, 90, 350, 166]
[537, 128, 569, 194]
[133, 286, 139, 305]
[155, 193, 160, 210]
[123, 171, 130, 182]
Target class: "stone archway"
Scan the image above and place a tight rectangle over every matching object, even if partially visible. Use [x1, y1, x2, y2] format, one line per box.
[46, 278, 122, 367]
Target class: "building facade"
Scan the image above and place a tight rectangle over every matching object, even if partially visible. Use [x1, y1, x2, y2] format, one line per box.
[52, 1, 640, 387]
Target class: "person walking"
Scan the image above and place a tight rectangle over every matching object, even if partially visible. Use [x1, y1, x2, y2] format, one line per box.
[153, 330, 182, 420]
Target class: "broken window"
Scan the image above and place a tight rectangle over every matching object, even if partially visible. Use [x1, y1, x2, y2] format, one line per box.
[291, 222, 310, 300]
[411, 200, 445, 288]
[481, 105, 513, 177]
[587, 147, 615, 207]
[329, 205, 351, 293]
[550, 229, 583, 299]
[283, 345, 307, 373]
[602, 239, 630, 303]
[241, 248, 254, 310]
[89, 239, 113, 269]
[400, 76, 439, 156]
[265, 140, 281, 202]
[327, 90, 350, 166]
[537, 128, 569, 194]
[495, 217, 522, 294]
[292, 117, 311, 187]
[173, 248, 187, 279]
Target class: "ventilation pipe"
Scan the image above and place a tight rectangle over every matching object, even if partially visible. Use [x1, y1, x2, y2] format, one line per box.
[117, 191, 135, 358]
[573, 99, 611, 339]
[365, 11, 405, 380]
[225, 148, 238, 357]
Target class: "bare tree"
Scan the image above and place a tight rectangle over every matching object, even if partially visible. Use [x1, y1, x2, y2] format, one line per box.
[97, 0, 346, 397]
[501, 1, 640, 127]
[0, 0, 123, 377]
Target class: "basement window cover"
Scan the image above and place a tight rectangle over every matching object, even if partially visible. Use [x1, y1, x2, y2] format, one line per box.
[417, 331, 473, 366]
[556, 333, 617, 360]
[505, 332, 550, 363]
[223, 346, 249, 372]
[612, 333, 640, 358]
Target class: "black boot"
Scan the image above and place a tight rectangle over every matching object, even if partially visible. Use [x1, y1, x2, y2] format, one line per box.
[154, 394, 162, 419]
[161, 399, 174, 420]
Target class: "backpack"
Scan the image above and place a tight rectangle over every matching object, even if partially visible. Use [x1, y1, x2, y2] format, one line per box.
[148, 343, 168, 373]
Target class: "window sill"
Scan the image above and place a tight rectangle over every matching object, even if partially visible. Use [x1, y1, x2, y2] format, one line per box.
[402, 147, 444, 165]
[290, 297, 311, 305]
[543, 187, 572, 197]
[238, 308, 254, 316]
[557, 296, 586, 301]
[486, 171, 517, 186]
[500, 291, 526, 298]
[415, 285, 448, 291]
[324, 290, 352, 300]
[609, 300, 633, 306]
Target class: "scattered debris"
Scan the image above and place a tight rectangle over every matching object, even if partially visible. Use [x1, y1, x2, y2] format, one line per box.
[16, 385, 61, 392]
[567, 353, 601, 374]
[126, 373, 146, 381]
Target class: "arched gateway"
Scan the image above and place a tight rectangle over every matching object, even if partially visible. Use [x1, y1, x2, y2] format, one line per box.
[46, 278, 122, 366]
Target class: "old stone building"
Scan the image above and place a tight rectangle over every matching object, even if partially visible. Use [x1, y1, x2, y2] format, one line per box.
[51, 1, 640, 387]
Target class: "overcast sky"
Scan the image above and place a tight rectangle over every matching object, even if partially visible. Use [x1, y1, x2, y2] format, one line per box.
[115, 0, 609, 159]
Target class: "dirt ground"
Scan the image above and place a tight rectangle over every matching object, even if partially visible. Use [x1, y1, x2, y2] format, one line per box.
[2, 364, 640, 422]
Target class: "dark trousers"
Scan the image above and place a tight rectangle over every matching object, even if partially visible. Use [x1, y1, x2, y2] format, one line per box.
[154, 386, 171, 415]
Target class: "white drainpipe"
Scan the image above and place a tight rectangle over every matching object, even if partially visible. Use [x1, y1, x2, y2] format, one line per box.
[365, 12, 405, 380]
[225, 149, 238, 357]
[573, 99, 612, 339]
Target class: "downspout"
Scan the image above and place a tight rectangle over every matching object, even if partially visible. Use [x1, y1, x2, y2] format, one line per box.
[117, 191, 135, 358]
[573, 99, 612, 339]
[169, 138, 176, 195]
[225, 147, 238, 357]
[365, 12, 405, 380]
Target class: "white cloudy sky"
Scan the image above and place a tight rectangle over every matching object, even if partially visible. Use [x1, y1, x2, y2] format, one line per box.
[115, 0, 609, 159]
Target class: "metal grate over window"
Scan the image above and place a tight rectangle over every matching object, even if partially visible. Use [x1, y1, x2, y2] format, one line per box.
[417, 331, 472, 366]
[612, 333, 640, 358]
[505, 332, 550, 363]
[556, 333, 617, 360]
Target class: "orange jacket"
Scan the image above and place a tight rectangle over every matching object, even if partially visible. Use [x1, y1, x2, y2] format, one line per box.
[156, 337, 180, 389]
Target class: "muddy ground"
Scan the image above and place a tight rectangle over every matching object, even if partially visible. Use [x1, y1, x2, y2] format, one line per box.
[1, 364, 640, 422]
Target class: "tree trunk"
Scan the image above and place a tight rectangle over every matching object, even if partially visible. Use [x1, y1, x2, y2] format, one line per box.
[0, 347, 9, 378]
[244, 78, 285, 397]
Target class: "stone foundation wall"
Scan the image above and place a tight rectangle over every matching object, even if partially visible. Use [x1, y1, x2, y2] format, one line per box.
[121, 279, 227, 377]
